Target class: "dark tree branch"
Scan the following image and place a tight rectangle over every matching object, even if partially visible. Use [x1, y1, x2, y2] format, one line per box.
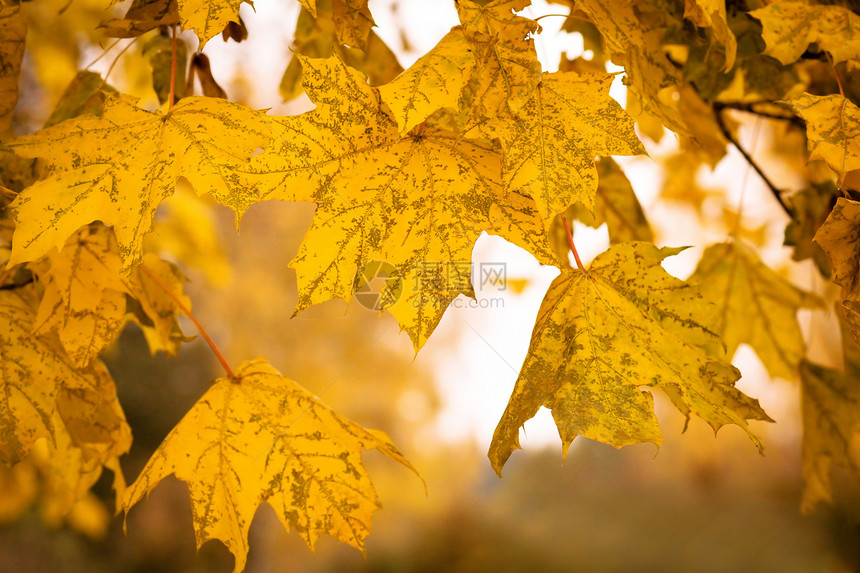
[713, 106, 793, 217]
[713, 101, 802, 125]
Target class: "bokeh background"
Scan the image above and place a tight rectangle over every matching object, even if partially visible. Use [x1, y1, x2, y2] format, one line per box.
[3, 0, 860, 571]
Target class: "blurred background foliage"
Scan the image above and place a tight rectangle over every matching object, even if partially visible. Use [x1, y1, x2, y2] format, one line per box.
[2, 0, 860, 571]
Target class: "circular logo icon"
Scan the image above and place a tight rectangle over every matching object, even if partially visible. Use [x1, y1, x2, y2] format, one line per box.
[353, 260, 403, 311]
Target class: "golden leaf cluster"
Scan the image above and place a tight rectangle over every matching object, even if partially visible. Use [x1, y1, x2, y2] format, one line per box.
[1, 0, 860, 569]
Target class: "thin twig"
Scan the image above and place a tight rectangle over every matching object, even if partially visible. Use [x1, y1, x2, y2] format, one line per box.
[561, 214, 587, 273]
[714, 107, 792, 217]
[138, 264, 235, 379]
[713, 101, 799, 123]
[101, 38, 139, 87]
[534, 13, 570, 22]
[826, 52, 846, 97]
[84, 38, 123, 69]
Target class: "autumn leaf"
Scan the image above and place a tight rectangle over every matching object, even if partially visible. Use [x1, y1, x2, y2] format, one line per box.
[573, 0, 725, 161]
[126, 254, 192, 355]
[799, 307, 860, 511]
[101, 0, 179, 39]
[489, 242, 771, 474]
[281, 4, 401, 101]
[799, 358, 860, 511]
[787, 94, 860, 185]
[6, 94, 271, 271]
[683, 0, 736, 70]
[783, 182, 839, 274]
[378, 28, 474, 135]
[484, 71, 644, 227]
[689, 240, 821, 381]
[243, 54, 556, 348]
[0, 288, 126, 465]
[44, 71, 116, 128]
[814, 197, 860, 345]
[177, 0, 243, 45]
[43, 359, 131, 515]
[571, 157, 653, 244]
[0, 4, 26, 133]
[814, 197, 860, 294]
[144, 33, 189, 105]
[33, 224, 128, 368]
[297, 0, 316, 17]
[330, 0, 374, 50]
[456, 0, 542, 118]
[750, 2, 860, 65]
[123, 358, 419, 573]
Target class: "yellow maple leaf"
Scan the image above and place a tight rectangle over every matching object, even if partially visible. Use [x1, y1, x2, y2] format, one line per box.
[489, 242, 771, 475]
[281, 4, 401, 101]
[0, 288, 127, 466]
[689, 241, 821, 381]
[6, 94, 271, 272]
[40, 359, 131, 517]
[751, 1, 860, 65]
[574, 0, 724, 161]
[126, 254, 193, 354]
[799, 307, 860, 512]
[814, 197, 860, 293]
[44, 71, 116, 128]
[123, 358, 419, 573]
[33, 224, 129, 368]
[799, 359, 860, 511]
[814, 197, 860, 346]
[242, 54, 557, 348]
[101, 0, 179, 39]
[787, 94, 860, 185]
[0, 4, 26, 133]
[683, 0, 737, 70]
[485, 71, 644, 226]
[378, 27, 475, 134]
[330, 0, 374, 50]
[177, 0, 242, 45]
[783, 182, 839, 274]
[297, 0, 316, 17]
[456, 0, 542, 118]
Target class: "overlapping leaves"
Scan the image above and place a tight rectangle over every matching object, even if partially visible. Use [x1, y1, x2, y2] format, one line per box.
[0, 287, 130, 509]
[4, 0, 860, 563]
[815, 197, 860, 345]
[7, 95, 271, 271]
[484, 71, 644, 226]
[242, 53, 559, 348]
[787, 94, 860, 185]
[751, 2, 860, 65]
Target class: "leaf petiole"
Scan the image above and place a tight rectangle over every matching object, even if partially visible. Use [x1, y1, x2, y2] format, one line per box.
[561, 214, 586, 273]
[138, 263, 235, 379]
